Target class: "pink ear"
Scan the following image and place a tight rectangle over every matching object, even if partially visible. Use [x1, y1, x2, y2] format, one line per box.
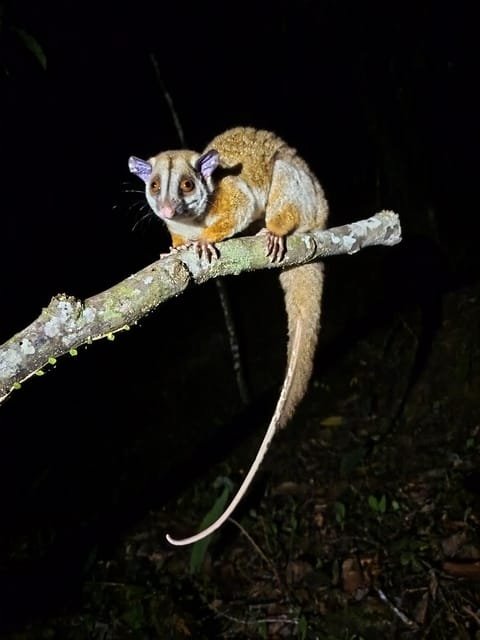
[196, 150, 219, 178]
[128, 156, 152, 183]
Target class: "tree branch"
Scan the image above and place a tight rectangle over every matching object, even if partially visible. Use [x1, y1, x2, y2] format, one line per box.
[0, 210, 401, 404]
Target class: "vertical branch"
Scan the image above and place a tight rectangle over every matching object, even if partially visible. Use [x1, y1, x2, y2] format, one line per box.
[149, 53, 186, 148]
[148, 53, 250, 404]
[214, 279, 250, 404]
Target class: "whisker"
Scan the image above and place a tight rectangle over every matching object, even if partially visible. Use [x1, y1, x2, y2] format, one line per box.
[114, 181, 156, 234]
[132, 210, 154, 232]
[112, 198, 149, 219]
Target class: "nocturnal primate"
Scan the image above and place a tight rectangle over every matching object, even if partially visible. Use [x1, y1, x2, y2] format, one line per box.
[129, 127, 328, 545]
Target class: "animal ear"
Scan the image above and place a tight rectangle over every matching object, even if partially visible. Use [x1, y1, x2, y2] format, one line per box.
[196, 150, 219, 179]
[128, 156, 152, 183]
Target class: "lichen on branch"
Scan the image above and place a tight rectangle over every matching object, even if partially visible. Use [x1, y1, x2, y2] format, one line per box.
[0, 210, 401, 404]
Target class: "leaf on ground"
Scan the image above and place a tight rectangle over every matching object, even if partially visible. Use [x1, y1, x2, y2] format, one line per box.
[319, 415, 344, 427]
[443, 561, 480, 579]
[341, 557, 369, 599]
[189, 482, 232, 574]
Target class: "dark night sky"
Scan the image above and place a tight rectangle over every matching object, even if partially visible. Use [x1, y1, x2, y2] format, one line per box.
[0, 0, 478, 627]
[1, 1, 476, 312]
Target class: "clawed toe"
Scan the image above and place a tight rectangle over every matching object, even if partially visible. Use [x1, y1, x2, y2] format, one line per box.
[160, 245, 187, 259]
[256, 229, 286, 262]
[194, 241, 218, 262]
[160, 241, 218, 263]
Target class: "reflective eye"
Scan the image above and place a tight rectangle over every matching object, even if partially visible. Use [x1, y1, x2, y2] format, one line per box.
[180, 177, 195, 194]
[150, 176, 160, 194]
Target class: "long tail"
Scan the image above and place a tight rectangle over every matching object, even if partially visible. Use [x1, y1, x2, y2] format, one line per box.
[166, 262, 324, 547]
[277, 262, 325, 427]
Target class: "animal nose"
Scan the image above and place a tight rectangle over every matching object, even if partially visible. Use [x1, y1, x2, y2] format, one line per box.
[157, 203, 176, 219]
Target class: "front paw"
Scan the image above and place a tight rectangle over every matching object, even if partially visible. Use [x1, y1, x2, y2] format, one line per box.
[160, 244, 190, 259]
[193, 240, 218, 263]
[161, 241, 218, 263]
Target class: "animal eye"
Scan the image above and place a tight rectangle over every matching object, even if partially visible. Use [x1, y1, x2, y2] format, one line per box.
[180, 177, 195, 194]
[150, 176, 160, 194]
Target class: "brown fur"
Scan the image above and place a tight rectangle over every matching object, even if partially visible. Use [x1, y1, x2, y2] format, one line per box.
[138, 128, 328, 546]
[278, 262, 324, 427]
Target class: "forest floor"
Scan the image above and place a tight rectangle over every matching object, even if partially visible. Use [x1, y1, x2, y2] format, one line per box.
[3, 271, 480, 639]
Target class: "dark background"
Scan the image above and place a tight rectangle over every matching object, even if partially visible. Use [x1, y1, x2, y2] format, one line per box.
[0, 0, 477, 633]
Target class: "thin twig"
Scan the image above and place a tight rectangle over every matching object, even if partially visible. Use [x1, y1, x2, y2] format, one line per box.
[149, 54, 250, 404]
[149, 52, 186, 148]
[213, 608, 298, 627]
[229, 517, 282, 587]
[462, 605, 480, 627]
[215, 281, 250, 404]
[374, 586, 419, 630]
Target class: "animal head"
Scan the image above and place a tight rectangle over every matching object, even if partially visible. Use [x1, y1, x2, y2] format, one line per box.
[128, 150, 219, 221]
